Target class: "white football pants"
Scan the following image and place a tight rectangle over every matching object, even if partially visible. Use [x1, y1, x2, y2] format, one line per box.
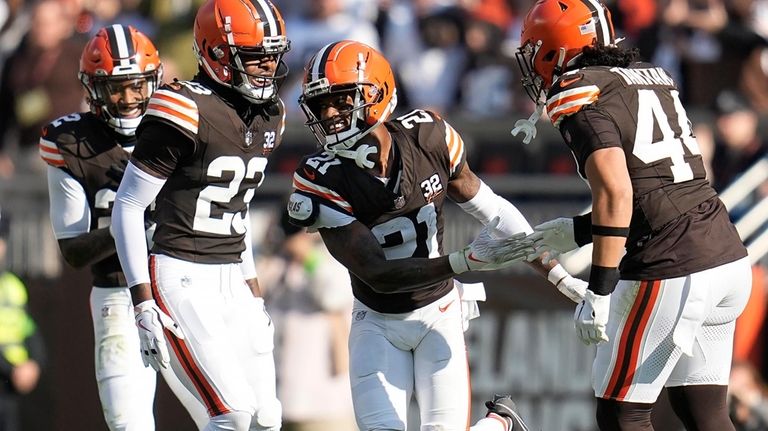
[349, 286, 509, 431]
[90, 286, 208, 430]
[149, 254, 282, 431]
[593, 256, 752, 403]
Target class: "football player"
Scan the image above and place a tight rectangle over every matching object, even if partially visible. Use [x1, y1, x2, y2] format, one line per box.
[517, 0, 752, 429]
[41, 25, 208, 430]
[287, 40, 584, 431]
[110, 1, 289, 430]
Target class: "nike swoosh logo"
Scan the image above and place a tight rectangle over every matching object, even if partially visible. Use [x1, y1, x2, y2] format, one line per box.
[303, 167, 316, 180]
[137, 321, 151, 332]
[559, 75, 583, 88]
[439, 300, 455, 313]
[467, 253, 483, 263]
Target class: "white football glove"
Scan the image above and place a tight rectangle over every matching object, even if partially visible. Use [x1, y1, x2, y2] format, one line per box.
[528, 217, 580, 262]
[449, 217, 535, 274]
[134, 300, 185, 371]
[574, 290, 610, 345]
[547, 264, 587, 303]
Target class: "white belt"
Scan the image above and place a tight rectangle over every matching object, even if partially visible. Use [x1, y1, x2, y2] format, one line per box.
[455, 280, 486, 332]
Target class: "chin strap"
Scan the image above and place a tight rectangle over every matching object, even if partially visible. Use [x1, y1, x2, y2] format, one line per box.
[335, 144, 378, 169]
[510, 102, 544, 145]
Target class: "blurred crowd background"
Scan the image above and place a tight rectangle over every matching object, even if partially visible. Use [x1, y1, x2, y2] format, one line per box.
[0, 0, 766, 430]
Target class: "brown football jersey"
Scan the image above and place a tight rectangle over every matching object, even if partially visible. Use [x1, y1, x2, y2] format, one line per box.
[40, 112, 132, 287]
[549, 63, 747, 279]
[291, 109, 466, 313]
[132, 77, 285, 264]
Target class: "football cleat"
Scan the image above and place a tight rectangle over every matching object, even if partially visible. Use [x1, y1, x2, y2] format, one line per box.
[485, 394, 530, 431]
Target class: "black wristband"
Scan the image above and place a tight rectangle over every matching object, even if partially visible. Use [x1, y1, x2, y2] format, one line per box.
[592, 225, 630, 237]
[572, 213, 592, 246]
[588, 265, 620, 295]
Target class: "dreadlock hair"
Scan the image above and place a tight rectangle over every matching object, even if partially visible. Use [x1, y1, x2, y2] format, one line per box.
[572, 44, 640, 69]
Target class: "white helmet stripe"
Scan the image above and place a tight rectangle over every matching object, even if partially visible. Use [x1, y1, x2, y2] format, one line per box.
[108, 24, 134, 67]
[311, 42, 335, 81]
[583, 0, 612, 45]
[251, 0, 278, 37]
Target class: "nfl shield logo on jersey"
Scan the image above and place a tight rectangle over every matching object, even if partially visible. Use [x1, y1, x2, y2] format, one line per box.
[245, 130, 253, 146]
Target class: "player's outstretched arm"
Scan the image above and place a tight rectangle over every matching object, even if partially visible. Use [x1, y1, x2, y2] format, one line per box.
[447, 160, 587, 302]
[318, 218, 533, 294]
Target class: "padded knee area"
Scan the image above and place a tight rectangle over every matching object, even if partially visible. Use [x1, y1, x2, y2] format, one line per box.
[205, 410, 252, 431]
[667, 385, 734, 431]
[250, 398, 282, 430]
[596, 398, 653, 431]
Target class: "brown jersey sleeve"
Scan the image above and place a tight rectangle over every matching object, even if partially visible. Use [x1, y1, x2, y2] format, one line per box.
[559, 107, 622, 178]
[132, 121, 195, 178]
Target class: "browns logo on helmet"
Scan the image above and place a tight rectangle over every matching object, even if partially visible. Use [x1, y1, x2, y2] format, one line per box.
[299, 40, 397, 159]
[193, 0, 290, 104]
[516, 0, 616, 102]
[79, 24, 162, 135]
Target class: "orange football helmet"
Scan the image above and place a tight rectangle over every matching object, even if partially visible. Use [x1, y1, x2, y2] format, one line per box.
[79, 24, 162, 135]
[299, 40, 397, 156]
[516, 0, 615, 101]
[193, 0, 289, 103]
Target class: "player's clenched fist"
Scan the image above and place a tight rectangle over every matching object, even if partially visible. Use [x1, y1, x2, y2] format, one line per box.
[134, 300, 185, 371]
[574, 290, 610, 345]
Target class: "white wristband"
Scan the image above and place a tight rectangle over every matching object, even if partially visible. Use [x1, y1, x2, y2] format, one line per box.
[449, 251, 469, 274]
[547, 264, 570, 287]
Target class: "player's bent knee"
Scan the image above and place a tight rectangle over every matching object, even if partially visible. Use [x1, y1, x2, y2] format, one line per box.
[251, 398, 282, 430]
